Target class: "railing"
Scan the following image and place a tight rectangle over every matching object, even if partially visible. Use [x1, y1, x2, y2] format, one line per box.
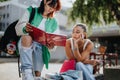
[90, 52, 118, 74]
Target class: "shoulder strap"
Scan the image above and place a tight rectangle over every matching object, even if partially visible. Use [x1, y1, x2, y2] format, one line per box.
[83, 39, 90, 50]
[70, 38, 74, 52]
[29, 7, 35, 23]
[70, 38, 75, 58]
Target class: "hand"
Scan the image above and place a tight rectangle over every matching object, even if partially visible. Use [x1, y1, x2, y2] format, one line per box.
[95, 60, 103, 66]
[25, 23, 33, 33]
[46, 39, 55, 49]
[76, 34, 84, 43]
[91, 60, 100, 66]
[71, 39, 79, 50]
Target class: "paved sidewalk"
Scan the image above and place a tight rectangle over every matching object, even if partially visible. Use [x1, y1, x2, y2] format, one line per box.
[0, 62, 62, 80]
[0, 58, 120, 80]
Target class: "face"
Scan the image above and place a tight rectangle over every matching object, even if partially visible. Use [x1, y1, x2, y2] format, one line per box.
[72, 26, 85, 40]
[44, 1, 56, 14]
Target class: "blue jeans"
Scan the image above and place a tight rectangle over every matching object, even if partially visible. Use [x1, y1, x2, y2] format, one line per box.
[18, 39, 44, 80]
[76, 62, 95, 80]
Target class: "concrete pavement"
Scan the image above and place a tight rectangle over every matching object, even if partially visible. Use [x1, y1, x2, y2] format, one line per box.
[0, 62, 62, 80]
[0, 62, 21, 80]
[0, 58, 120, 80]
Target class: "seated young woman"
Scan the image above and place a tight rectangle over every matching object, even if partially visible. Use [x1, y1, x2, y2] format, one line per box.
[65, 23, 100, 80]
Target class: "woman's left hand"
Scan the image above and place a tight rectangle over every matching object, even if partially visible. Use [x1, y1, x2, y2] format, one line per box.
[89, 60, 100, 66]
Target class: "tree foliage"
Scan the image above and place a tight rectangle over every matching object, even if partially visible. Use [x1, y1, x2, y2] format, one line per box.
[69, 0, 120, 27]
[0, 0, 8, 2]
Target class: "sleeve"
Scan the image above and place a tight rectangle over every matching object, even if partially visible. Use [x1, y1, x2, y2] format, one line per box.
[15, 9, 30, 36]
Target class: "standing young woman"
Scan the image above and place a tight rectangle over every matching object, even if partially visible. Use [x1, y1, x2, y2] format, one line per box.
[15, 0, 61, 80]
[65, 23, 99, 80]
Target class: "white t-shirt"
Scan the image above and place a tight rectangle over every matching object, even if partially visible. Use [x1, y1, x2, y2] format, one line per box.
[38, 18, 47, 31]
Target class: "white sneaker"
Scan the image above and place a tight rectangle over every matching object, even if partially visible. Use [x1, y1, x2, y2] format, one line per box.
[45, 73, 57, 80]
[22, 69, 34, 80]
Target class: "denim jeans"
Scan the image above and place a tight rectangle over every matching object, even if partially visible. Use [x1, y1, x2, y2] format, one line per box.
[76, 62, 95, 80]
[18, 39, 44, 80]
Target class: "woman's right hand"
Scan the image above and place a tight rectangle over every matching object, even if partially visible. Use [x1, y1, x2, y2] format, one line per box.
[25, 23, 33, 33]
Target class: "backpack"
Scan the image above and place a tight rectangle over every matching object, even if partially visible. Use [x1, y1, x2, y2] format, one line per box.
[0, 7, 35, 56]
[0, 7, 35, 77]
[0, 20, 19, 55]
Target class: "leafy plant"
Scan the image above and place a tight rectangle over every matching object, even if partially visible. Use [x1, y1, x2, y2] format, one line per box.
[0, 0, 8, 2]
[69, 0, 120, 27]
